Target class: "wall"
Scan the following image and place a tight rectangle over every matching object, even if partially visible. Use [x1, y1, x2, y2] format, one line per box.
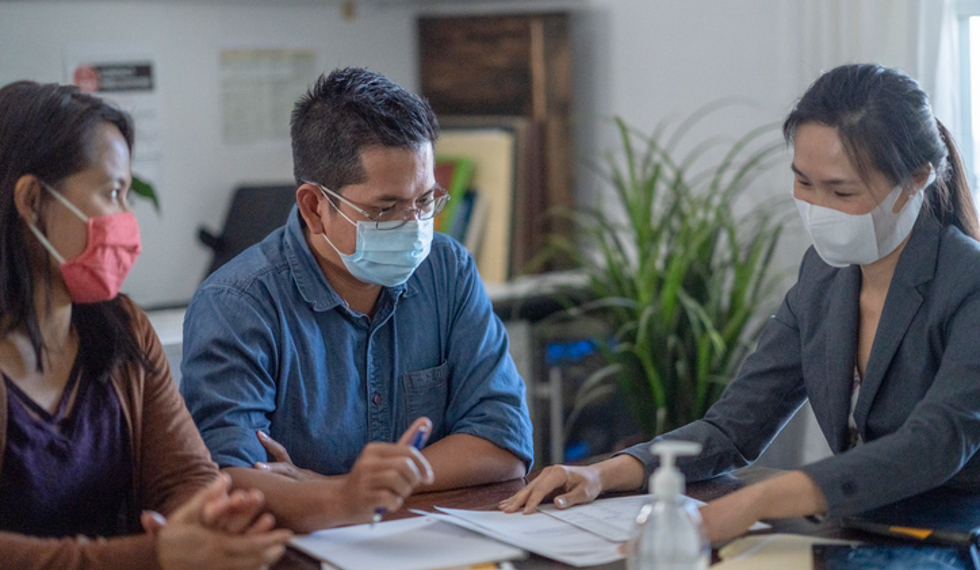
[0, 0, 418, 307]
[0, 0, 927, 308]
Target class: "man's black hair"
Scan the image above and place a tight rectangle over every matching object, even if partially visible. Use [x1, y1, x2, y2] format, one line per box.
[290, 67, 439, 193]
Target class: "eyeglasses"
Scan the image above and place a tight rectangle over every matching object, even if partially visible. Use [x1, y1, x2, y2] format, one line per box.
[310, 181, 450, 230]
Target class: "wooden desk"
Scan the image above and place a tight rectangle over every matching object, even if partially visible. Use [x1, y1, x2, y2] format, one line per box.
[271, 465, 855, 570]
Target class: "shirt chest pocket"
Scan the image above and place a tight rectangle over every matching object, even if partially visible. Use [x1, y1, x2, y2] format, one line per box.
[403, 360, 450, 438]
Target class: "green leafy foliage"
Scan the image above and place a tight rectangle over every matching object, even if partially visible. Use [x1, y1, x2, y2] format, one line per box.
[131, 174, 160, 213]
[546, 113, 788, 439]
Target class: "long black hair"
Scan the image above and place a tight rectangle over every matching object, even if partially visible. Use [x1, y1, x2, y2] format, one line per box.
[783, 63, 979, 241]
[0, 80, 148, 377]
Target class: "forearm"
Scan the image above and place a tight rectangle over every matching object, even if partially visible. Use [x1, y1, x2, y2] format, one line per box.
[701, 470, 827, 542]
[420, 434, 526, 491]
[224, 467, 350, 533]
[596, 454, 648, 493]
[0, 531, 160, 570]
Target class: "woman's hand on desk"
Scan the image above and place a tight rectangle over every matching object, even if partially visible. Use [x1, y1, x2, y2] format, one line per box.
[499, 455, 647, 514]
[142, 474, 292, 570]
[499, 464, 603, 513]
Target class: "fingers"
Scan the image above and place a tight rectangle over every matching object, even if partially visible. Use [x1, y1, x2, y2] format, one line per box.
[254, 460, 304, 480]
[342, 441, 435, 521]
[409, 446, 434, 485]
[222, 530, 292, 569]
[158, 525, 292, 570]
[362, 441, 433, 488]
[498, 465, 582, 514]
[141, 510, 166, 534]
[244, 512, 278, 536]
[219, 529, 293, 563]
[358, 447, 423, 502]
[398, 417, 432, 448]
[169, 474, 233, 524]
[395, 418, 434, 485]
[201, 488, 266, 534]
[256, 430, 293, 464]
[498, 484, 534, 513]
[553, 488, 590, 510]
[498, 466, 564, 513]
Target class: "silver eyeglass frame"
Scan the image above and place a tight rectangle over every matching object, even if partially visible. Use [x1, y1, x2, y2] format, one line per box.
[308, 181, 450, 230]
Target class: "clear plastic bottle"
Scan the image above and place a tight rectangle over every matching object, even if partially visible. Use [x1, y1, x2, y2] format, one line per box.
[627, 441, 710, 570]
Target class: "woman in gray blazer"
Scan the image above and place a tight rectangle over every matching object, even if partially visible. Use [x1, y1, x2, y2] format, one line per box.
[501, 63, 980, 542]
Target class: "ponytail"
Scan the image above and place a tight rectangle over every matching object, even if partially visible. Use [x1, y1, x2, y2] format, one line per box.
[934, 121, 980, 241]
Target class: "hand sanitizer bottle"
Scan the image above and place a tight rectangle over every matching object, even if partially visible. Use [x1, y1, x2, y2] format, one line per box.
[627, 441, 709, 570]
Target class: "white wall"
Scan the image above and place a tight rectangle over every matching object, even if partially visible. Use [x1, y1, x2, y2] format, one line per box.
[0, 0, 930, 308]
[0, 0, 418, 307]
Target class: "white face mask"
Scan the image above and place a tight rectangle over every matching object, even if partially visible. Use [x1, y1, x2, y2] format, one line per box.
[794, 170, 934, 267]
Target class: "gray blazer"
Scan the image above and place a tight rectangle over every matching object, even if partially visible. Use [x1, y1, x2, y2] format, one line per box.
[623, 212, 980, 516]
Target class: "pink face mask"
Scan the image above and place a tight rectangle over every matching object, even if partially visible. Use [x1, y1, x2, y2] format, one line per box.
[28, 183, 141, 304]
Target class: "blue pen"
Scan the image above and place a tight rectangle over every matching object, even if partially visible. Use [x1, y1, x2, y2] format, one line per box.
[372, 426, 428, 525]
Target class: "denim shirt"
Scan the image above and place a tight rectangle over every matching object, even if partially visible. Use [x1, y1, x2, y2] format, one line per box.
[180, 207, 533, 474]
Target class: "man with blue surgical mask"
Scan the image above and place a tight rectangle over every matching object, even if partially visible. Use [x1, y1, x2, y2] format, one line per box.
[180, 68, 533, 532]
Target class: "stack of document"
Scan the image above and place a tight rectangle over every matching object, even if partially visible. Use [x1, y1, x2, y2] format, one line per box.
[291, 494, 772, 569]
[290, 515, 526, 570]
[423, 495, 649, 566]
[291, 494, 658, 569]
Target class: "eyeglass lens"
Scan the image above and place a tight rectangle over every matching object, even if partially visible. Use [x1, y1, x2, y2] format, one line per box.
[376, 193, 449, 223]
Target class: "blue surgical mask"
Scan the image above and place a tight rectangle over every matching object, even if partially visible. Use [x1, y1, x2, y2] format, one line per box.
[321, 215, 434, 287]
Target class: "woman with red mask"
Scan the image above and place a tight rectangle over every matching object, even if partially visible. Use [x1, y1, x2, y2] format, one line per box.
[0, 81, 291, 569]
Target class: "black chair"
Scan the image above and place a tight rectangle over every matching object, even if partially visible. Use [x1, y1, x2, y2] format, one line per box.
[198, 184, 296, 279]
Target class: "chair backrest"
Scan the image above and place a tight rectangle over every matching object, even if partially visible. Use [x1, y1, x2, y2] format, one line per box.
[199, 184, 296, 278]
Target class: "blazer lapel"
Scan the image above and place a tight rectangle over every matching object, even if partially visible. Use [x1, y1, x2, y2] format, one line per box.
[818, 266, 861, 454]
[853, 215, 939, 433]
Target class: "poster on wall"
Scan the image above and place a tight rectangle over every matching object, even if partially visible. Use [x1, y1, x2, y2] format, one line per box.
[219, 48, 317, 145]
[63, 45, 163, 194]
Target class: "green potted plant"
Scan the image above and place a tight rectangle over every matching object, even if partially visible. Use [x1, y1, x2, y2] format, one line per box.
[545, 110, 790, 444]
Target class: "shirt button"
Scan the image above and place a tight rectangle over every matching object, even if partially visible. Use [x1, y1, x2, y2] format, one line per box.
[372, 393, 382, 406]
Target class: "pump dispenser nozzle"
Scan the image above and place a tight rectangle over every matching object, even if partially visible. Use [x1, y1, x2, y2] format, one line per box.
[650, 441, 702, 498]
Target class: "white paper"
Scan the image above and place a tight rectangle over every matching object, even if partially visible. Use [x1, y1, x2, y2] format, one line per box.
[536, 494, 649, 542]
[219, 48, 317, 145]
[428, 507, 623, 567]
[537, 494, 771, 543]
[289, 516, 525, 570]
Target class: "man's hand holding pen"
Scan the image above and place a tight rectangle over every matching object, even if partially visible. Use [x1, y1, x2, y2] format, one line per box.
[254, 417, 434, 525]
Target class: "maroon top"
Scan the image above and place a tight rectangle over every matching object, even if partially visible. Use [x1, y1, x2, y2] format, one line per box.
[0, 360, 131, 538]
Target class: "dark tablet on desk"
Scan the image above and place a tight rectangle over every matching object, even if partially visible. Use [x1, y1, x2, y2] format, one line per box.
[812, 543, 979, 570]
[840, 487, 980, 547]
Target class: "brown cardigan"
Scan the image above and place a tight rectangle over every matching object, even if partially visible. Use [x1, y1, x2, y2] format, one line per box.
[0, 297, 219, 570]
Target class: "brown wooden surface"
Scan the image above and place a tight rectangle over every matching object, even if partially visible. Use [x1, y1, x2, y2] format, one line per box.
[418, 13, 573, 278]
[271, 465, 858, 570]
